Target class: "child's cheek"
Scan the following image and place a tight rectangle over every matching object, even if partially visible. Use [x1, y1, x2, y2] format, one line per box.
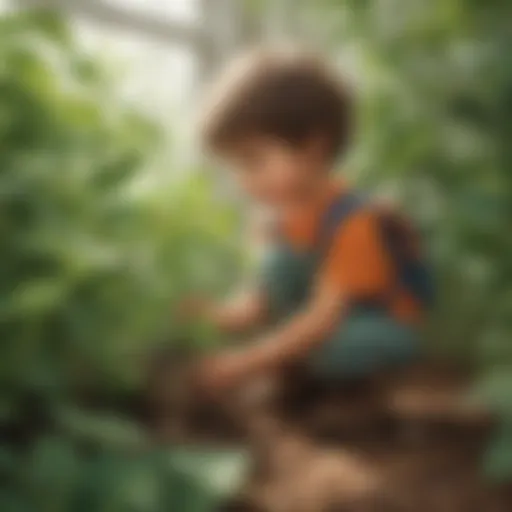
[240, 174, 281, 206]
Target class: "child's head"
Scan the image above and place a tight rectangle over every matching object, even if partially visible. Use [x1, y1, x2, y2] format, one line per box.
[200, 48, 352, 207]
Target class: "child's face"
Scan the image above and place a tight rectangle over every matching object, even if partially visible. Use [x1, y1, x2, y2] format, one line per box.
[224, 136, 326, 207]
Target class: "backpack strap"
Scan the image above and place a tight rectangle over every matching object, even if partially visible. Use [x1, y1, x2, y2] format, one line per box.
[270, 192, 365, 250]
[316, 191, 366, 254]
[376, 209, 434, 309]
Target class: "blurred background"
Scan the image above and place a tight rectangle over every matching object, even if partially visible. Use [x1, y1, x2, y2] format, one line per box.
[1, 1, 511, 511]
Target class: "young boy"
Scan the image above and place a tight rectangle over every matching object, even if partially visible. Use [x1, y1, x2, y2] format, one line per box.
[192, 49, 425, 394]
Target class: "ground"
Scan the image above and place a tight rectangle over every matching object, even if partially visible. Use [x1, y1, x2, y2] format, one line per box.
[147, 359, 512, 512]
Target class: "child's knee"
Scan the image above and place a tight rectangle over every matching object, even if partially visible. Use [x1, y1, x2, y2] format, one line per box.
[309, 333, 381, 380]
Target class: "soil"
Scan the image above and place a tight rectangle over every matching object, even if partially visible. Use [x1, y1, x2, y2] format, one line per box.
[146, 357, 512, 512]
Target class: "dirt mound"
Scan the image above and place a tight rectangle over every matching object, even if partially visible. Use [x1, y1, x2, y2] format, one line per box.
[147, 360, 511, 512]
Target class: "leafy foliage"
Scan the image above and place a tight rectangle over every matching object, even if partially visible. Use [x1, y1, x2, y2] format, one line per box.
[0, 10, 243, 511]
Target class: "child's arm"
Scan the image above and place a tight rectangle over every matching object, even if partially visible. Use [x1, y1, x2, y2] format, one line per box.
[180, 287, 267, 333]
[205, 289, 267, 333]
[198, 281, 344, 390]
[241, 280, 343, 363]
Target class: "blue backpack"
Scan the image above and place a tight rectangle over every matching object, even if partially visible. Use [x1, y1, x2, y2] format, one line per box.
[319, 192, 435, 311]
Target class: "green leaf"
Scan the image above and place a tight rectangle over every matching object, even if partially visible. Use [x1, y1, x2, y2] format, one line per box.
[57, 407, 149, 451]
[168, 448, 250, 500]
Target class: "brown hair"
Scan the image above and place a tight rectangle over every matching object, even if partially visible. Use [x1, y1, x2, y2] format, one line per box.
[200, 48, 352, 161]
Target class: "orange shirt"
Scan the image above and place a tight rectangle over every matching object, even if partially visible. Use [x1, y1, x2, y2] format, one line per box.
[281, 180, 422, 324]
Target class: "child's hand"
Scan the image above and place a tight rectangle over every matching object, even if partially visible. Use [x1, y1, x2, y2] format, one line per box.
[194, 350, 254, 395]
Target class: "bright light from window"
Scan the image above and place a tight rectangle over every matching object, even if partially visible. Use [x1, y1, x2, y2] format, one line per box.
[73, 0, 199, 120]
[107, 0, 199, 23]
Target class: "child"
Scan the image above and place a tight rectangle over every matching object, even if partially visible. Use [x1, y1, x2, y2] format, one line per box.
[191, 49, 429, 394]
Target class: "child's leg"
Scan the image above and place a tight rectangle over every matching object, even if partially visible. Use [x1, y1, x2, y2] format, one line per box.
[308, 311, 421, 382]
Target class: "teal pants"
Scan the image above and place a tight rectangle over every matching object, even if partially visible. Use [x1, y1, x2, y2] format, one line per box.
[261, 243, 421, 381]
